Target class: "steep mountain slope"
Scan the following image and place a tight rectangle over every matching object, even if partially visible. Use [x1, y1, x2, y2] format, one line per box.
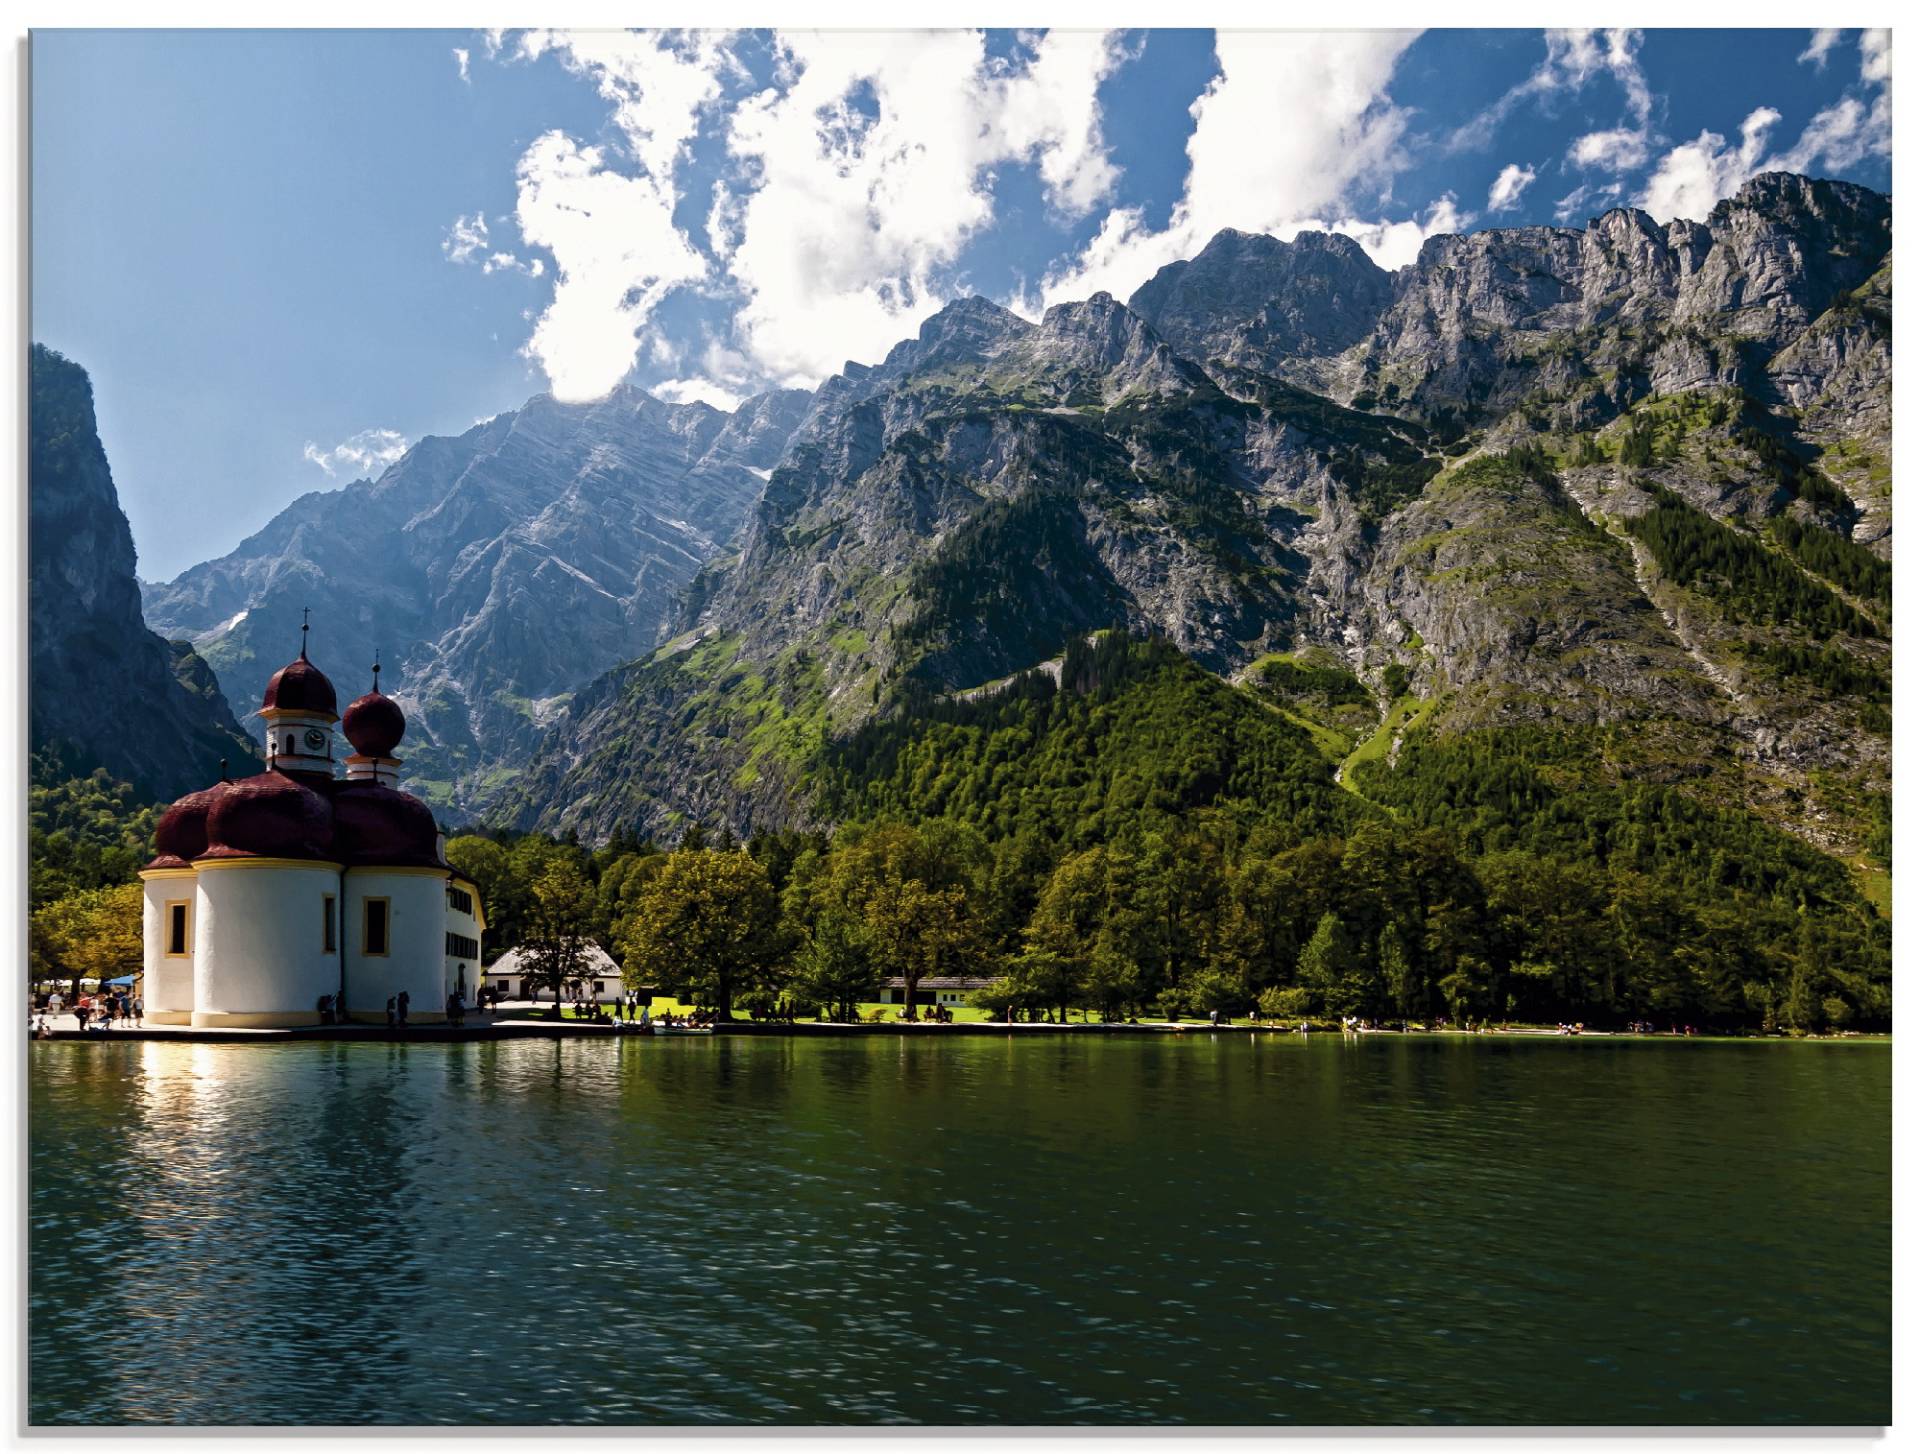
[1131, 172, 1890, 546]
[507, 172, 1889, 895]
[141, 384, 809, 809]
[29, 345, 254, 799]
[504, 290, 1438, 839]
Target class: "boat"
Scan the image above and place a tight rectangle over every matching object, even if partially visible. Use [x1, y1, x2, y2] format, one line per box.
[653, 1025, 713, 1037]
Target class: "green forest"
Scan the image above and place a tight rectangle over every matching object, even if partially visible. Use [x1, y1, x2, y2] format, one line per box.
[431, 635, 1889, 1032]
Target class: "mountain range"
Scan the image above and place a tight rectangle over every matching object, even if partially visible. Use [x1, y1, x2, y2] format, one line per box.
[503, 172, 1890, 889]
[140, 384, 809, 807]
[50, 171, 1889, 909]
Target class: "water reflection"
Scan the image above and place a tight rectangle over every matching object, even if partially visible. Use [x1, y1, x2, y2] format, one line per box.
[29, 1036, 1890, 1426]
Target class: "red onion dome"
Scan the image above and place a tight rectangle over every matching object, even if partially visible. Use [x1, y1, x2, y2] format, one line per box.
[330, 782, 442, 868]
[262, 654, 338, 719]
[145, 782, 232, 869]
[342, 691, 405, 758]
[200, 772, 335, 862]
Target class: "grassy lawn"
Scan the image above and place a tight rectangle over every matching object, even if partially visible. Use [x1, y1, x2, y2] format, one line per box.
[521, 998, 1002, 1024]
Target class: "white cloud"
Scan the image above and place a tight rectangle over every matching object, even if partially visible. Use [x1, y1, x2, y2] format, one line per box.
[1639, 28, 1890, 223]
[1637, 107, 1779, 223]
[443, 211, 489, 265]
[443, 212, 544, 276]
[1486, 163, 1536, 213]
[513, 130, 709, 402]
[719, 28, 1134, 386]
[510, 29, 739, 189]
[453, 47, 470, 83]
[1329, 195, 1472, 271]
[1566, 126, 1649, 173]
[1860, 29, 1891, 86]
[303, 428, 411, 477]
[1798, 29, 1843, 70]
[464, 31, 738, 401]
[652, 377, 745, 411]
[1451, 28, 1653, 155]
[998, 29, 1131, 217]
[1041, 30, 1427, 303]
[1553, 180, 1623, 224]
[1772, 30, 1891, 173]
[459, 28, 1138, 398]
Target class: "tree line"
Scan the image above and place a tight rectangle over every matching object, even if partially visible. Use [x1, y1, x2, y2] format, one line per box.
[445, 635, 1887, 1033]
[446, 808, 1885, 1033]
[26, 635, 1889, 1035]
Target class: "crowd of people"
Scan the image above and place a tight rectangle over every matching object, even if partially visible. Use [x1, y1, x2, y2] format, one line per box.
[29, 986, 142, 1036]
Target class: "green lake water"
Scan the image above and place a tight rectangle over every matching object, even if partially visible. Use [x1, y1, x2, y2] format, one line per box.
[28, 1034, 1889, 1426]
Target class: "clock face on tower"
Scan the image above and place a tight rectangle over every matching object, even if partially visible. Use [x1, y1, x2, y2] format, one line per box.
[303, 728, 327, 751]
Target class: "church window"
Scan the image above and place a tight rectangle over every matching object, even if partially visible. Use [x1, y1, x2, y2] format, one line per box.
[165, 901, 191, 956]
[323, 895, 336, 952]
[364, 898, 390, 956]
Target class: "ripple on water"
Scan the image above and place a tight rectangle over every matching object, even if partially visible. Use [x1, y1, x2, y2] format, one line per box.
[27, 1034, 1890, 1426]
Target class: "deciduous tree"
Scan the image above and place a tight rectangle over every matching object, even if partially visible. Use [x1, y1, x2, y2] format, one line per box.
[619, 849, 781, 1021]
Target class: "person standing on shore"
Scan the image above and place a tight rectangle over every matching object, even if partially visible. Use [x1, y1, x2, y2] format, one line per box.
[397, 991, 410, 1029]
[386, 995, 396, 1029]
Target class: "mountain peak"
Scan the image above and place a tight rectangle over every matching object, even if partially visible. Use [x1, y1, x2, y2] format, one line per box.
[1128, 222, 1394, 380]
[881, 294, 1032, 376]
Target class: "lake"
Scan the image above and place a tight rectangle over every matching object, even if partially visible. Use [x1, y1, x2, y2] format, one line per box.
[27, 1033, 1889, 1426]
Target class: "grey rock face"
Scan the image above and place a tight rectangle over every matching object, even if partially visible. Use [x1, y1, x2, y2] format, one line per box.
[29, 345, 255, 798]
[1124, 174, 1890, 441]
[1130, 229, 1392, 388]
[142, 383, 810, 810]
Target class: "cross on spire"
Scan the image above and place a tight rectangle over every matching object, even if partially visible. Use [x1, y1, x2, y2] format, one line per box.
[371, 649, 381, 694]
[300, 607, 311, 660]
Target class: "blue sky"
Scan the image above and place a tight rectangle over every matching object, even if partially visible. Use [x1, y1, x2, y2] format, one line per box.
[32, 27, 1892, 581]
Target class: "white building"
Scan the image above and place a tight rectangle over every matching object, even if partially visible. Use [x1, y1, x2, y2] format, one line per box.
[138, 635, 484, 1027]
[483, 944, 626, 1004]
[879, 975, 996, 1009]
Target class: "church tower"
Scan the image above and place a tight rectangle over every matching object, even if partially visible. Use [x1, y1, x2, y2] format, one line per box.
[260, 613, 339, 779]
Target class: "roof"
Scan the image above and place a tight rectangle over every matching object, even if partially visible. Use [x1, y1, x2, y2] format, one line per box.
[882, 976, 997, 991]
[145, 655, 448, 874]
[262, 652, 339, 719]
[343, 690, 405, 757]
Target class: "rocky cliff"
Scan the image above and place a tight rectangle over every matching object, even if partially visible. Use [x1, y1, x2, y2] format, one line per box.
[29, 345, 255, 799]
[503, 173, 1889, 884]
[141, 384, 810, 810]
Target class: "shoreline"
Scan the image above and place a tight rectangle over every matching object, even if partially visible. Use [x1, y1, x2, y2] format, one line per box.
[27, 1014, 1889, 1045]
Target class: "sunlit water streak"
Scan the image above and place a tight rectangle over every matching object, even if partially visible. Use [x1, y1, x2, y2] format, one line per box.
[29, 1035, 1888, 1425]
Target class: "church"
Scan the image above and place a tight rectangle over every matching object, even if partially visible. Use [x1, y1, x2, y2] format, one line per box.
[138, 628, 485, 1027]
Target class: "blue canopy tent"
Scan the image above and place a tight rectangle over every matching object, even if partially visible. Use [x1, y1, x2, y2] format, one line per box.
[106, 975, 136, 987]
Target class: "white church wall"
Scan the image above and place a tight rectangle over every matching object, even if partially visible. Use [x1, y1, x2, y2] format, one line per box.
[343, 868, 448, 1023]
[192, 860, 344, 1028]
[444, 875, 484, 1005]
[140, 871, 198, 1025]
